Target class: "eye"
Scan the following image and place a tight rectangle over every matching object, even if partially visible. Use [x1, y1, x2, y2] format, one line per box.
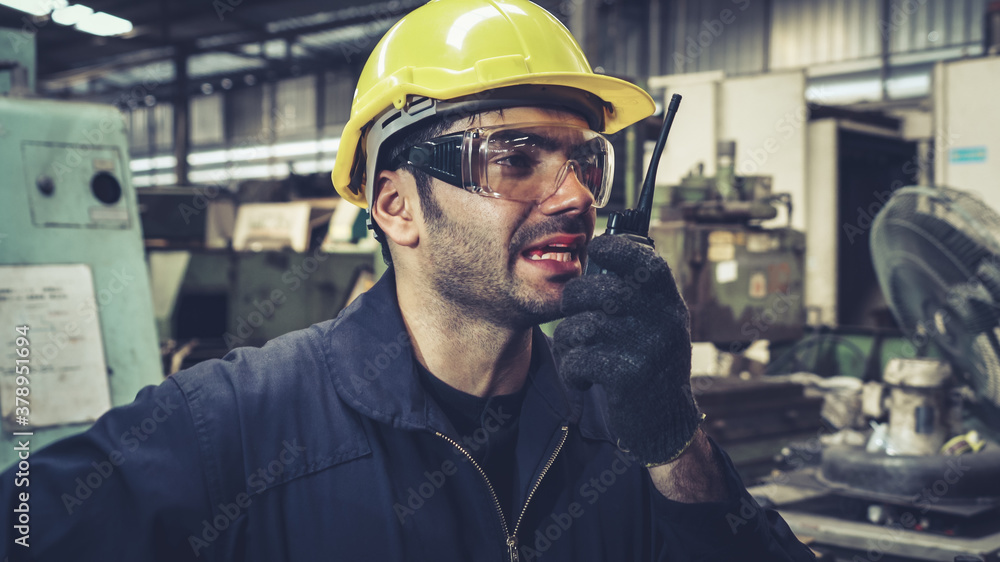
[492, 150, 537, 170]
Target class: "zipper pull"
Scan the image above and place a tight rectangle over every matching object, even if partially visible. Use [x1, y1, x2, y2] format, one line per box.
[507, 536, 519, 562]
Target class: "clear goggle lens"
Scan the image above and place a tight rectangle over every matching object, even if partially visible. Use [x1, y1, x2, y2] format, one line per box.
[395, 123, 614, 208]
[472, 124, 614, 207]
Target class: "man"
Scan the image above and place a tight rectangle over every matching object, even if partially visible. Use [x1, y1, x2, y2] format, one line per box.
[3, 1, 814, 560]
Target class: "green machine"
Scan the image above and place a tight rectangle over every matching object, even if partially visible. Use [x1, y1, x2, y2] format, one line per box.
[149, 247, 378, 370]
[0, 28, 162, 469]
[649, 140, 806, 347]
[138, 184, 382, 369]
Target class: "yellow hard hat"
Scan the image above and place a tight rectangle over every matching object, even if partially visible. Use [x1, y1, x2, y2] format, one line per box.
[331, 0, 655, 208]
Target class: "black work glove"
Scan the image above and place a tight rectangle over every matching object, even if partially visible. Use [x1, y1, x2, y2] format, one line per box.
[554, 234, 703, 467]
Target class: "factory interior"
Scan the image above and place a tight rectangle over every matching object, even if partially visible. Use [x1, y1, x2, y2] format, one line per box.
[1, 0, 1000, 559]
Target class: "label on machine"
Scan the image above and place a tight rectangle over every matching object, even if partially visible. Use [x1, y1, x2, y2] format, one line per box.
[0, 264, 112, 430]
[715, 260, 739, 284]
[707, 231, 736, 262]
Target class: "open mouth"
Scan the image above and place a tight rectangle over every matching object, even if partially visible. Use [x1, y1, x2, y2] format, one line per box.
[520, 235, 585, 264]
[525, 243, 577, 262]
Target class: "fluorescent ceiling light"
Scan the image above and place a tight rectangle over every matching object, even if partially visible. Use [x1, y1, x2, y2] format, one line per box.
[75, 10, 132, 36]
[272, 140, 320, 158]
[130, 155, 176, 173]
[132, 173, 178, 188]
[187, 149, 228, 167]
[52, 3, 93, 25]
[132, 137, 341, 176]
[0, 0, 65, 16]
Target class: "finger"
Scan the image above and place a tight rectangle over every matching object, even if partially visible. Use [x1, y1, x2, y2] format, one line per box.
[553, 309, 627, 351]
[560, 274, 636, 317]
[586, 234, 676, 289]
[557, 347, 621, 389]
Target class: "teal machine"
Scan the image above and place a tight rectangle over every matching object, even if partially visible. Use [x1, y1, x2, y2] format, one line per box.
[0, 28, 162, 468]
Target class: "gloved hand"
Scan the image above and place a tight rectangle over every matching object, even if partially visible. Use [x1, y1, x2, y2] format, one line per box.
[554, 234, 703, 467]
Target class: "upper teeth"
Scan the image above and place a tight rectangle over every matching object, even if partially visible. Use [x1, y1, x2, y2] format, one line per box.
[530, 252, 572, 262]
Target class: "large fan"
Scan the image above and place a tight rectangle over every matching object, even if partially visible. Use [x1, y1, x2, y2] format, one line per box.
[871, 186, 1000, 412]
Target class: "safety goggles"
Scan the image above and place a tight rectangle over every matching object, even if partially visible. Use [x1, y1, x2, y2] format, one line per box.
[390, 123, 615, 208]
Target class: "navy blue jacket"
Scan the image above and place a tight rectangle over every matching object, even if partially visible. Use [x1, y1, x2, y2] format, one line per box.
[3, 271, 814, 561]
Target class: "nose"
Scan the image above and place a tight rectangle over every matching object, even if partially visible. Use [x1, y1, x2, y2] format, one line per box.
[538, 161, 595, 216]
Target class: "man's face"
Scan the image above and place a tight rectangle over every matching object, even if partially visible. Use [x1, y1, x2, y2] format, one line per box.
[416, 107, 598, 329]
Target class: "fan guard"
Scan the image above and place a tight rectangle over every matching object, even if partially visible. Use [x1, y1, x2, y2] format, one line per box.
[870, 186, 1000, 409]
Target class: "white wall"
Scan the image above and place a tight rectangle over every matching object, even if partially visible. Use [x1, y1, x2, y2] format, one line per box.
[720, 71, 808, 230]
[934, 57, 1000, 215]
[648, 71, 723, 187]
[806, 119, 839, 325]
[649, 71, 808, 230]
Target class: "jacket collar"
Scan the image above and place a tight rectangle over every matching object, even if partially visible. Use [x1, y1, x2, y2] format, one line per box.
[323, 268, 613, 443]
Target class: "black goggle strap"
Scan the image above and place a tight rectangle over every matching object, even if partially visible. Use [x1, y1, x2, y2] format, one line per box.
[390, 133, 465, 188]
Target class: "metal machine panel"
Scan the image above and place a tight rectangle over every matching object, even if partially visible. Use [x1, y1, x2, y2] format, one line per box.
[0, 27, 36, 95]
[806, 119, 839, 325]
[22, 142, 131, 229]
[157, 249, 377, 353]
[651, 72, 808, 230]
[651, 222, 806, 345]
[0, 98, 163, 468]
[719, 71, 807, 231]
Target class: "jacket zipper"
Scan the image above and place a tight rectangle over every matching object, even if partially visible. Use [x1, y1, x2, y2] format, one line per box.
[435, 425, 569, 562]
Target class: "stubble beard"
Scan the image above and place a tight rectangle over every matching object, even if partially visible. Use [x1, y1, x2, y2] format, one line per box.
[423, 201, 588, 330]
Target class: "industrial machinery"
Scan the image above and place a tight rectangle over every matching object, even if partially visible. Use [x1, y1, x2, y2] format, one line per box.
[0, 28, 162, 468]
[140, 177, 380, 372]
[644, 137, 817, 480]
[753, 186, 1000, 561]
[650, 140, 806, 346]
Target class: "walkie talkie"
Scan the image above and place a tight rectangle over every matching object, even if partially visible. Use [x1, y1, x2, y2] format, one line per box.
[586, 93, 682, 274]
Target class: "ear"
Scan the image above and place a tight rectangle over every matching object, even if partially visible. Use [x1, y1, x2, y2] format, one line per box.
[371, 170, 420, 249]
